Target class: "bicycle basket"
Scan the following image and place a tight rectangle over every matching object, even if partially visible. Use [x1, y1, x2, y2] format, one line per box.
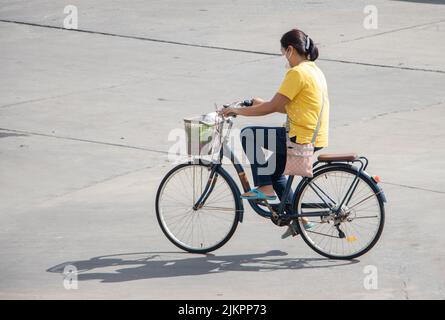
[184, 112, 224, 156]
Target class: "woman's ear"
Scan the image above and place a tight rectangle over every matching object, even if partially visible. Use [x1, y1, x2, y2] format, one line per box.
[286, 45, 293, 57]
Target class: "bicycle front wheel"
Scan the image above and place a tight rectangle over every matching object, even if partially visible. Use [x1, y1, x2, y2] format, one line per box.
[155, 162, 241, 253]
[294, 165, 385, 260]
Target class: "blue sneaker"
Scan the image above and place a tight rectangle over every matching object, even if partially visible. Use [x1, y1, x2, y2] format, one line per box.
[240, 188, 277, 201]
[281, 221, 299, 239]
[304, 222, 315, 230]
[281, 221, 315, 239]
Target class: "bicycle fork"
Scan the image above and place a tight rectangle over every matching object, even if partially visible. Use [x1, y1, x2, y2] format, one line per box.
[192, 164, 219, 210]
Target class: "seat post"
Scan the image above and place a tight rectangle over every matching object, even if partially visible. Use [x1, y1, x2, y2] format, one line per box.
[277, 175, 294, 215]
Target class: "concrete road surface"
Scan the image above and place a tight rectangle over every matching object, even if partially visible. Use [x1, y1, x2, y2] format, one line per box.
[0, 0, 444, 299]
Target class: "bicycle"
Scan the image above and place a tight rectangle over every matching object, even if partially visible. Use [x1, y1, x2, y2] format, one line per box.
[155, 101, 387, 260]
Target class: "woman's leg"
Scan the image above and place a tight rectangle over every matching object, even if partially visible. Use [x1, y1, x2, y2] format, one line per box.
[240, 126, 283, 196]
[274, 135, 324, 202]
[270, 127, 292, 201]
[281, 146, 325, 238]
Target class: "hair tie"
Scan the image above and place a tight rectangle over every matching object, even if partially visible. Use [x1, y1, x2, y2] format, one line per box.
[305, 36, 311, 50]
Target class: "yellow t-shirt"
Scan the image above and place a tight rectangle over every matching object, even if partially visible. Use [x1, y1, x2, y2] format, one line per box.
[278, 61, 329, 148]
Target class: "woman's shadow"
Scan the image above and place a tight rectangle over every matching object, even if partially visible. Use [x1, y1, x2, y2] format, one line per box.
[47, 250, 359, 283]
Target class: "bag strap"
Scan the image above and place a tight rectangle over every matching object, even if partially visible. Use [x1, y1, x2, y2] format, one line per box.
[310, 91, 325, 144]
[310, 69, 327, 144]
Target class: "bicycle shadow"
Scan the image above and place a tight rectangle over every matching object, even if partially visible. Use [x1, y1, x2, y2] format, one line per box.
[47, 250, 359, 283]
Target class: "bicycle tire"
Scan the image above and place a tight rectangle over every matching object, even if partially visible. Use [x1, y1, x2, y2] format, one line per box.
[155, 162, 242, 254]
[293, 165, 385, 260]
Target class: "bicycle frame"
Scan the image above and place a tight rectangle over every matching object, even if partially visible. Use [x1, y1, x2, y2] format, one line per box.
[191, 118, 384, 223]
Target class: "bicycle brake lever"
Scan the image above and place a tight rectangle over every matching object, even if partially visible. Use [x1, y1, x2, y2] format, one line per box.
[222, 104, 237, 118]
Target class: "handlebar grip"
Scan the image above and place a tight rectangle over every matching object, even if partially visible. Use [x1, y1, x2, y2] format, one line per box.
[242, 99, 254, 107]
[222, 104, 236, 117]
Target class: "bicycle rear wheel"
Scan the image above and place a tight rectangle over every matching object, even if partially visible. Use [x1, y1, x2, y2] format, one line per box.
[155, 162, 241, 253]
[294, 165, 385, 260]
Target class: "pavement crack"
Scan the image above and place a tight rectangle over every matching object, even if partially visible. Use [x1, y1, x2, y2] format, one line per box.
[0, 128, 169, 155]
[232, 55, 278, 66]
[0, 77, 159, 109]
[36, 165, 153, 205]
[339, 18, 445, 44]
[320, 58, 445, 74]
[367, 99, 445, 121]
[1, 19, 445, 74]
[0, 19, 276, 57]
[333, 99, 445, 129]
[381, 181, 445, 195]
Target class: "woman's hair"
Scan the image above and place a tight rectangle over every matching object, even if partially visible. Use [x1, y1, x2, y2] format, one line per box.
[280, 29, 319, 61]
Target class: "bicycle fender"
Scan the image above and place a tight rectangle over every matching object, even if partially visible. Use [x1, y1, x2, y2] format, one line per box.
[360, 170, 388, 203]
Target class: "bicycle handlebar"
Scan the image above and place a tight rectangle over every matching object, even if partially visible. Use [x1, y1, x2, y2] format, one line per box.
[220, 99, 253, 118]
[242, 99, 254, 107]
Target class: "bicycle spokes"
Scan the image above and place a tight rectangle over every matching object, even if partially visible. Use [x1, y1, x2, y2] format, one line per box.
[297, 169, 383, 259]
[157, 164, 239, 253]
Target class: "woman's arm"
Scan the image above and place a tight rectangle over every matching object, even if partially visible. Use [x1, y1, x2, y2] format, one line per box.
[252, 97, 264, 105]
[222, 93, 289, 117]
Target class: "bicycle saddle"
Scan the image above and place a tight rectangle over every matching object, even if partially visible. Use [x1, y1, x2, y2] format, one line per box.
[317, 153, 358, 162]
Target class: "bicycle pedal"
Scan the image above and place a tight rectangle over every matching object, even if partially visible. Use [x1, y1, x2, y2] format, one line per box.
[254, 199, 268, 204]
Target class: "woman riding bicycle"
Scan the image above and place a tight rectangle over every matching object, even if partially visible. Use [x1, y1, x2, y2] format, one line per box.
[221, 29, 330, 237]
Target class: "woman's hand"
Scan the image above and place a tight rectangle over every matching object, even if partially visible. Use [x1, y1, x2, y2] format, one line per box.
[220, 107, 239, 118]
[219, 93, 289, 118]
